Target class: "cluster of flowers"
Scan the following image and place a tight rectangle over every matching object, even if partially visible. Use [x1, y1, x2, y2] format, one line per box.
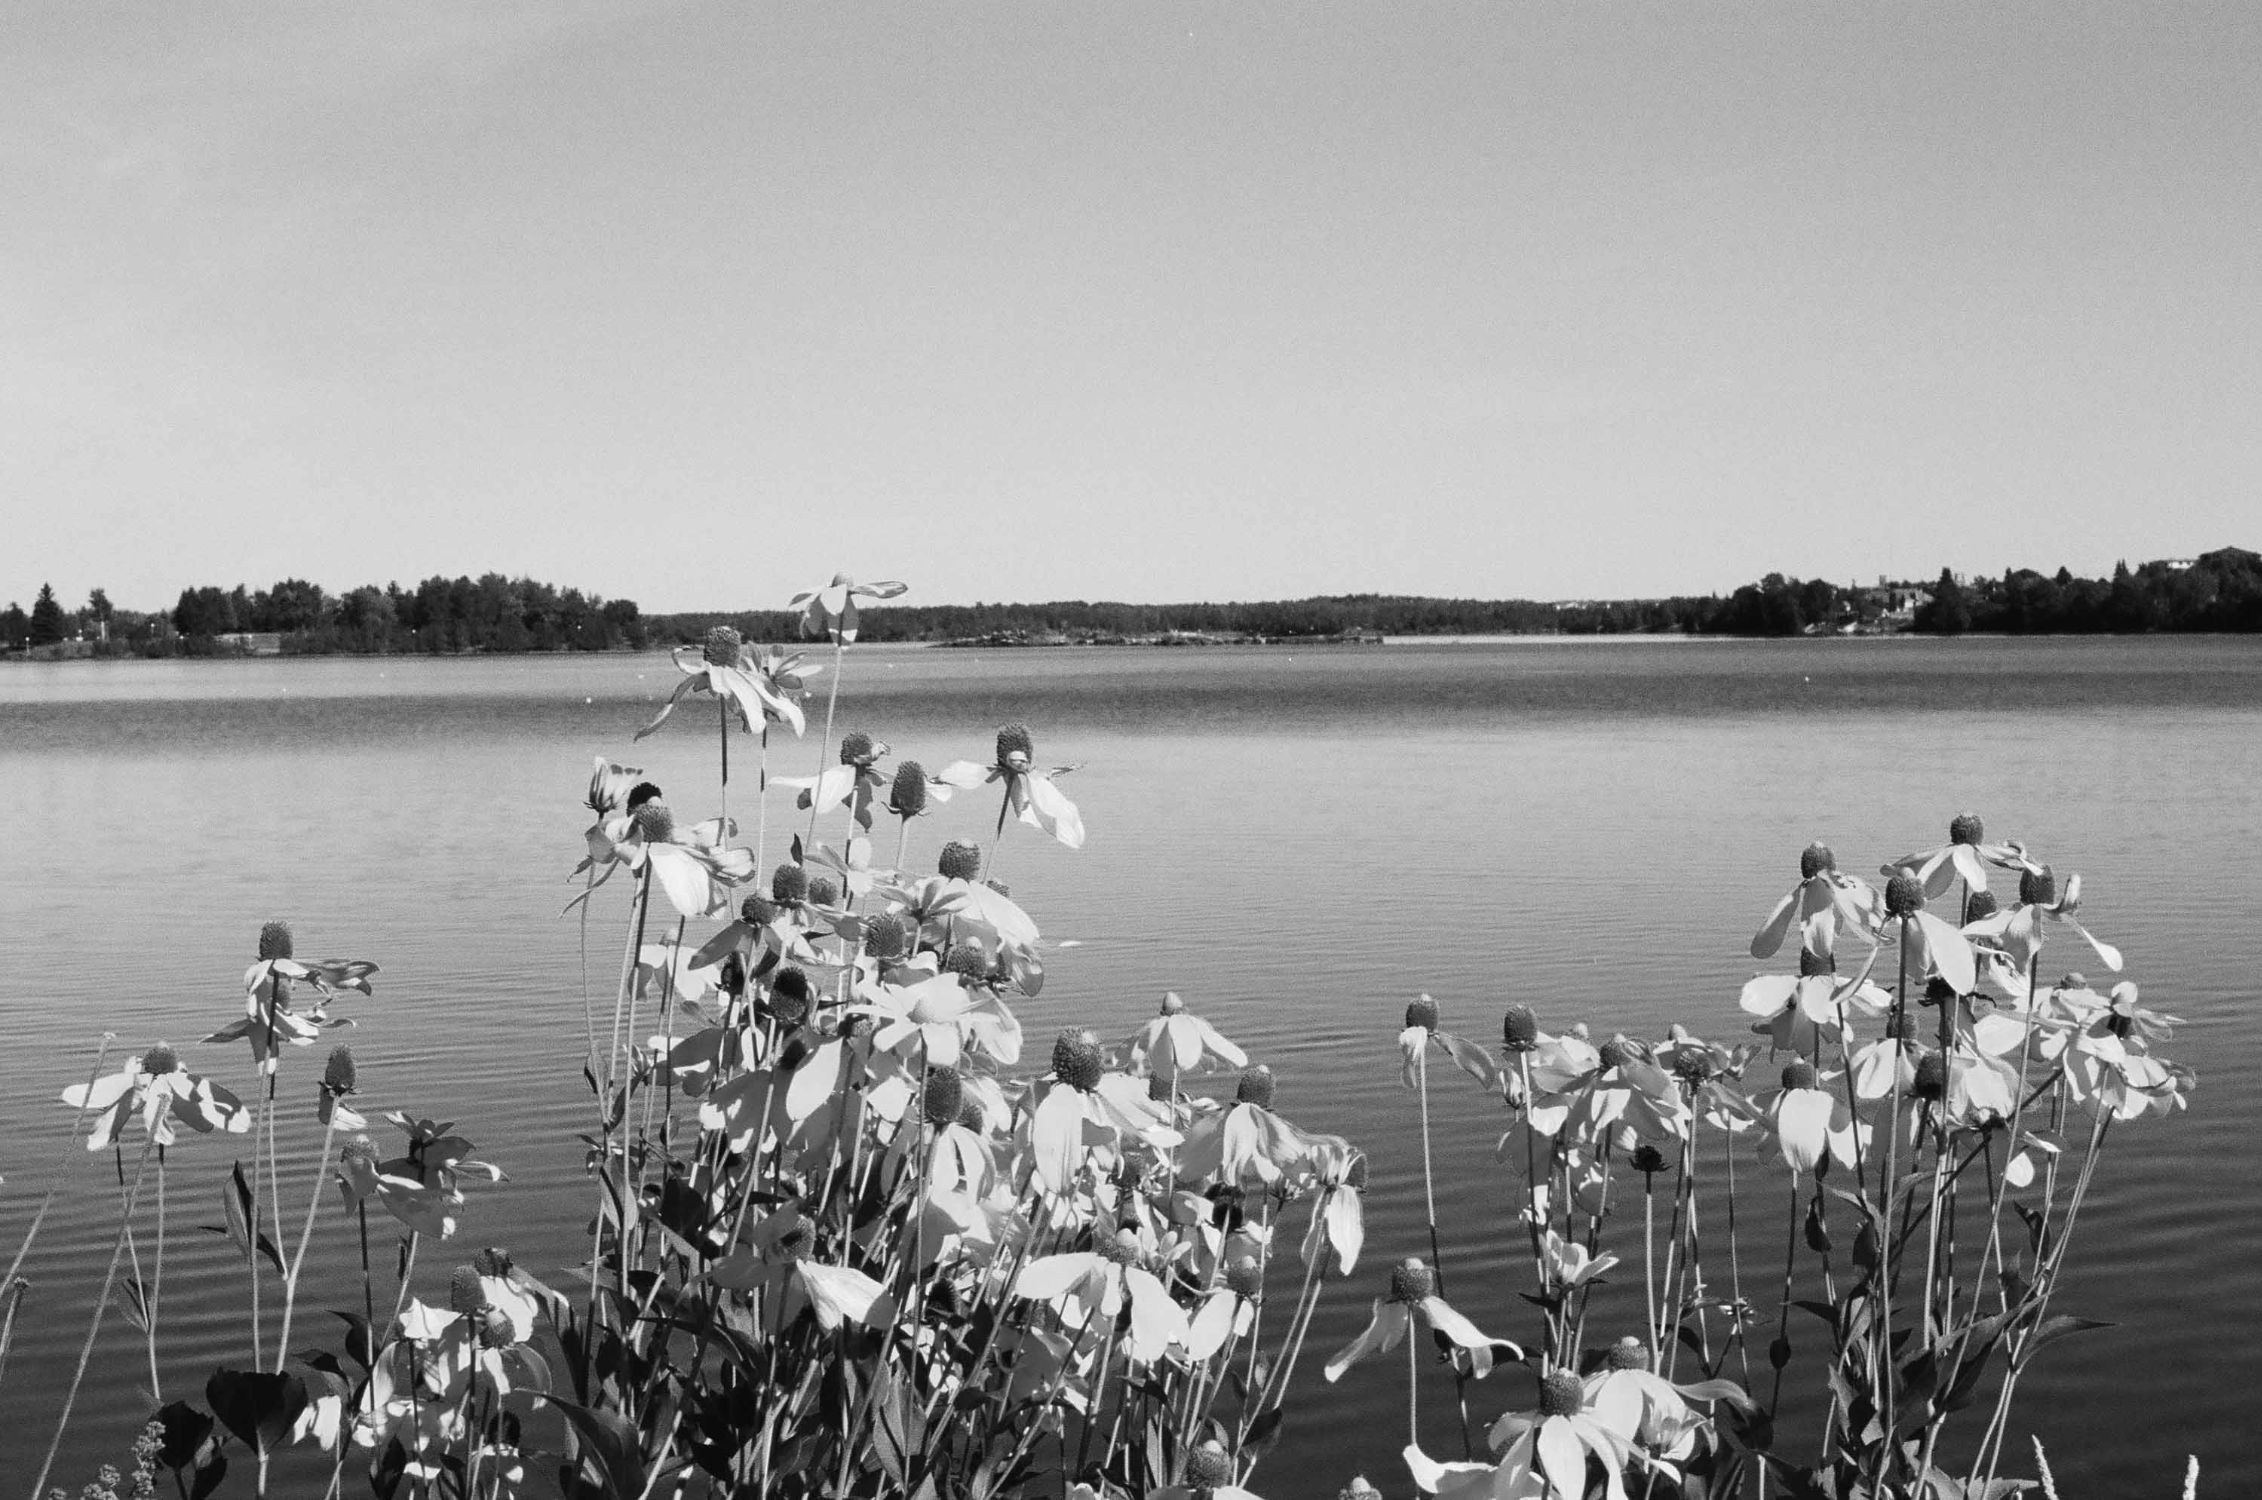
[1341, 814, 2189, 1500]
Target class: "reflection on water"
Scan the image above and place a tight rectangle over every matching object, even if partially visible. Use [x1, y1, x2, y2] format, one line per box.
[3, 639, 2258, 1491]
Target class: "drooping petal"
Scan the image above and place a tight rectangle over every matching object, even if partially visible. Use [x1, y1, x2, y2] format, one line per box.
[1774, 1089, 1835, 1174]
[1018, 772, 1085, 848]
[1750, 889, 1799, 959]
[1323, 1299, 1408, 1382]
[632, 674, 705, 741]
[1030, 1083, 1090, 1195]
[1186, 1291, 1239, 1360]
[1912, 912, 1977, 995]
[1535, 1416, 1588, 1500]
[1123, 1266, 1191, 1363]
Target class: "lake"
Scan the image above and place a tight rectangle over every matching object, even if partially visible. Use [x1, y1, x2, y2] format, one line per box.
[3, 636, 2257, 1494]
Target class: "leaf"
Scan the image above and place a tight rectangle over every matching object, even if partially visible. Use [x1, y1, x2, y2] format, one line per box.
[2025, 1314, 2115, 1358]
[870, 1366, 916, 1485]
[204, 1367, 307, 1451]
[540, 1394, 651, 1499]
[220, 1161, 256, 1266]
[1244, 1405, 1285, 1461]
[116, 1274, 151, 1333]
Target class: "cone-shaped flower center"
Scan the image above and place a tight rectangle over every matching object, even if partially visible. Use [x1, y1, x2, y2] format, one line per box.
[323, 1045, 357, 1095]
[938, 841, 982, 881]
[258, 921, 294, 961]
[632, 802, 675, 844]
[1235, 1065, 1276, 1109]
[1098, 1226, 1142, 1267]
[995, 722, 1035, 767]
[625, 781, 663, 811]
[1964, 890, 2000, 923]
[806, 878, 839, 909]
[1501, 1004, 1541, 1052]
[1389, 1257, 1435, 1303]
[771, 863, 809, 903]
[1885, 873, 1926, 917]
[922, 1067, 964, 1128]
[2020, 866, 2058, 906]
[943, 942, 989, 979]
[889, 760, 929, 817]
[1052, 1030, 1103, 1092]
[1630, 1143, 1668, 1174]
[474, 1246, 513, 1277]
[141, 1044, 180, 1077]
[1608, 1335, 1651, 1371]
[955, 1098, 987, 1133]
[1782, 1060, 1819, 1091]
[740, 894, 778, 926]
[1912, 1051, 1948, 1101]
[1598, 1036, 1636, 1069]
[1185, 1440, 1234, 1489]
[1672, 1049, 1716, 1085]
[702, 625, 742, 667]
[1405, 995, 1439, 1031]
[774, 1224, 813, 1262]
[839, 731, 875, 766]
[1225, 1260, 1264, 1299]
[448, 1265, 487, 1317]
[1800, 841, 1836, 879]
[341, 1136, 378, 1169]
[1538, 1370, 1585, 1418]
[862, 914, 909, 961]
[769, 967, 812, 1025]
[1950, 812, 1985, 846]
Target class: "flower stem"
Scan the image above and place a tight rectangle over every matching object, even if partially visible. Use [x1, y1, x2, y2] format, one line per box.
[277, 1114, 340, 1369]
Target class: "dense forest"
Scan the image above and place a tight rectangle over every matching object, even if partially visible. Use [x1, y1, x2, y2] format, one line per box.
[5, 548, 2257, 657]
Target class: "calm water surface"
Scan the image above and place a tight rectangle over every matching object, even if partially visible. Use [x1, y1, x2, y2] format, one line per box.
[4, 638, 2257, 1493]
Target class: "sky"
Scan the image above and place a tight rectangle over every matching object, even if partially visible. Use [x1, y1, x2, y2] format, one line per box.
[4, 3, 2257, 613]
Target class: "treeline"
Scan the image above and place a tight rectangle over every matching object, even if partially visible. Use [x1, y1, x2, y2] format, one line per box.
[1916, 548, 2262, 634]
[0, 574, 643, 656]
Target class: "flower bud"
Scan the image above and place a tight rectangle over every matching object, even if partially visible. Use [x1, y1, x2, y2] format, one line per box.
[938, 841, 982, 881]
[1051, 1030, 1103, 1092]
[1235, 1065, 1276, 1109]
[1798, 948, 1834, 978]
[922, 1067, 964, 1128]
[1225, 1260, 1264, 1300]
[448, 1265, 487, 1317]
[141, 1044, 179, 1077]
[2019, 865, 2057, 906]
[1388, 1257, 1435, 1303]
[1911, 1051, 1948, 1101]
[839, 731, 875, 766]
[1538, 1370, 1585, 1417]
[258, 922, 294, 961]
[1884, 873, 1925, 917]
[323, 1045, 357, 1096]
[1404, 995, 1439, 1032]
[1630, 1143, 1668, 1174]
[995, 722, 1035, 767]
[888, 760, 929, 818]
[943, 942, 990, 979]
[771, 863, 808, 904]
[1185, 1440, 1234, 1489]
[806, 878, 839, 909]
[1782, 1060, 1818, 1091]
[768, 967, 811, 1025]
[740, 894, 778, 926]
[631, 801, 675, 844]
[1964, 890, 1999, 923]
[862, 913, 909, 961]
[1608, 1335, 1651, 1371]
[625, 781, 663, 811]
[1799, 842, 1836, 880]
[1501, 1005, 1540, 1052]
[702, 625, 743, 667]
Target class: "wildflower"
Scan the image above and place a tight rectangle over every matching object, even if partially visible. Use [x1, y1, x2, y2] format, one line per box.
[849, 972, 993, 1069]
[210, 922, 378, 1075]
[607, 797, 755, 919]
[1027, 1030, 1182, 1194]
[1750, 841, 1880, 959]
[1299, 1136, 1367, 1274]
[790, 572, 909, 644]
[61, 1043, 251, 1150]
[776, 732, 893, 832]
[1538, 1226, 1618, 1295]
[1185, 1256, 1264, 1359]
[1584, 1335, 1751, 1451]
[708, 1205, 894, 1330]
[319, 1044, 366, 1129]
[937, 722, 1086, 849]
[1479, 1368, 1639, 1500]
[1885, 812, 2026, 900]
[634, 624, 815, 741]
[1177, 1066, 1320, 1188]
[1965, 858, 2123, 973]
[1751, 1060, 1866, 1174]
[357, 1112, 506, 1240]
[1324, 1257, 1519, 1383]
[1740, 935, 1889, 1055]
[1877, 872, 1979, 995]
[1146, 1438, 1266, 1499]
[1130, 992, 1248, 1084]
[1398, 994, 1502, 1091]
[1014, 1224, 1190, 1364]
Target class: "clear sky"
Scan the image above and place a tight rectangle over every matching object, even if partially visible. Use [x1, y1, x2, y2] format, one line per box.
[4, 3, 2256, 613]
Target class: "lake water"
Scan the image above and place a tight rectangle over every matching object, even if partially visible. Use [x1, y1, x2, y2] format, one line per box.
[3, 637, 2257, 1494]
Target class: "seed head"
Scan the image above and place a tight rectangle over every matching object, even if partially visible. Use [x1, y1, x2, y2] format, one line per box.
[922, 1067, 964, 1128]
[956, 1098, 987, 1133]
[839, 731, 875, 766]
[740, 894, 778, 926]
[938, 841, 982, 881]
[862, 913, 909, 961]
[258, 922, 294, 961]
[806, 877, 839, 909]
[323, 1045, 357, 1096]
[702, 625, 743, 667]
[1799, 842, 1836, 880]
[1225, 1260, 1264, 1300]
[2020, 865, 2057, 906]
[1159, 991, 1186, 1016]
[1630, 1143, 1668, 1174]
[631, 801, 675, 844]
[1964, 890, 1999, 923]
[1781, 1060, 1819, 1092]
[1235, 1065, 1276, 1109]
[1608, 1335, 1652, 1371]
[1185, 1440, 1234, 1489]
[1052, 1030, 1103, 1092]
[888, 760, 929, 818]
[995, 722, 1035, 767]
[1501, 1004, 1540, 1052]
[1798, 948, 1834, 978]
[943, 942, 990, 979]
[140, 1044, 179, 1077]
[1885, 1011, 1916, 1042]
[625, 781, 663, 811]
[1389, 1257, 1434, 1303]
[1949, 813, 1985, 846]
[1884, 872, 1926, 917]
[1912, 1051, 1949, 1102]
[771, 863, 809, 904]
[769, 967, 812, 1025]
[473, 1246, 513, 1277]
[1538, 1370, 1585, 1418]
[448, 1265, 487, 1317]
[1405, 995, 1439, 1031]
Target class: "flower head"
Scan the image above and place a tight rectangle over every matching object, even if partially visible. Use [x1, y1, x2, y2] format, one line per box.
[790, 573, 909, 644]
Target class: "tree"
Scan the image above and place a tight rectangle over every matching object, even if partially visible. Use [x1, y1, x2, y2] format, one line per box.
[0, 601, 26, 650]
[1915, 568, 1971, 635]
[28, 583, 66, 646]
